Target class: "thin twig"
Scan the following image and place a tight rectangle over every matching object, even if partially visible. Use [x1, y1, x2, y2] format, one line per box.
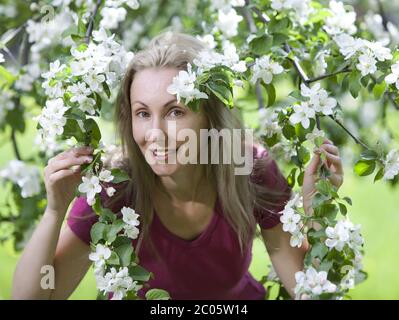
[11, 129, 21, 161]
[308, 67, 352, 83]
[328, 115, 369, 149]
[242, 4, 265, 110]
[85, 0, 103, 44]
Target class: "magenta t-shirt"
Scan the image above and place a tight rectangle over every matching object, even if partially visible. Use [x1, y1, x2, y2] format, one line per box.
[67, 145, 291, 300]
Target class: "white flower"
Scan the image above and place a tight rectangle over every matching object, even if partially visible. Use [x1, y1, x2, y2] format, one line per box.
[0, 160, 41, 198]
[339, 265, 359, 291]
[300, 83, 337, 116]
[83, 71, 106, 92]
[280, 208, 301, 233]
[310, 90, 337, 115]
[121, 206, 140, 227]
[68, 82, 91, 103]
[356, 53, 377, 76]
[196, 34, 217, 49]
[325, 220, 353, 251]
[383, 149, 399, 180]
[290, 230, 305, 248]
[106, 187, 116, 197]
[166, 63, 208, 104]
[250, 55, 283, 85]
[289, 102, 315, 129]
[334, 34, 363, 60]
[314, 51, 328, 77]
[78, 175, 102, 206]
[124, 224, 140, 240]
[0, 53, 4, 63]
[385, 62, 399, 90]
[99, 169, 114, 183]
[215, 7, 243, 38]
[325, 1, 357, 35]
[271, 0, 312, 24]
[89, 244, 112, 269]
[96, 266, 142, 300]
[36, 98, 69, 138]
[295, 267, 337, 299]
[42, 60, 66, 79]
[79, 97, 97, 115]
[100, 7, 127, 30]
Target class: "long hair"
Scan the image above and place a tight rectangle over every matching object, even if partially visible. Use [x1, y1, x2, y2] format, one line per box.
[111, 31, 291, 259]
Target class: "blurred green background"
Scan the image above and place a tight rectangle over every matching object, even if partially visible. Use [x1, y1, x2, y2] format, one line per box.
[1, 107, 398, 300]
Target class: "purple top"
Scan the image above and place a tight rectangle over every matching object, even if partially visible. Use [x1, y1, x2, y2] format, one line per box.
[67, 145, 291, 300]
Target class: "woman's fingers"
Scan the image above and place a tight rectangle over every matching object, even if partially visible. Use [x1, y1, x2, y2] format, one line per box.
[47, 168, 81, 186]
[45, 154, 92, 177]
[320, 143, 339, 156]
[305, 151, 321, 175]
[321, 151, 344, 174]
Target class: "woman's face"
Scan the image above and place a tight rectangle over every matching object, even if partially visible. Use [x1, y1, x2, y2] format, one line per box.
[130, 67, 208, 176]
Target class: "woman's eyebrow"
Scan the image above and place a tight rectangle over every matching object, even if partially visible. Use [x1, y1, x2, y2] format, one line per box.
[132, 99, 177, 108]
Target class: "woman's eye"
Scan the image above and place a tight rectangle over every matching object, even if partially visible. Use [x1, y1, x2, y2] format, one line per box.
[169, 108, 184, 117]
[136, 111, 150, 118]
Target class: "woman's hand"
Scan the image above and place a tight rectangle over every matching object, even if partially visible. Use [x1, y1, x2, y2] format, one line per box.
[44, 146, 93, 215]
[302, 139, 344, 215]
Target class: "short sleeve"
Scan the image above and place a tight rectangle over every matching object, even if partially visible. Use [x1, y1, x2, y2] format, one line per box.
[66, 196, 98, 245]
[251, 144, 292, 229]
[66, 181, 129, 245]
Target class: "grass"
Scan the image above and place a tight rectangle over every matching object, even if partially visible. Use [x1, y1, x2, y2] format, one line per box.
[1, 111, 399, 299]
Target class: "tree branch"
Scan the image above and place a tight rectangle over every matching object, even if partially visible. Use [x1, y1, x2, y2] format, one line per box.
[328, 115, 369, 149]
[308, 67, 352, 83]
[85, 0, 103, 44]
[11, 129, 21, 161]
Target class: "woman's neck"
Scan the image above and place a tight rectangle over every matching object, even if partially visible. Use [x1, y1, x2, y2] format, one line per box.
[156, 164, 214, 203]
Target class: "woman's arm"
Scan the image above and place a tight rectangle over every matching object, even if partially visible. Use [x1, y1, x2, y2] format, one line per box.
[12, 208, 92, 300]
[261, 224, 309, 299]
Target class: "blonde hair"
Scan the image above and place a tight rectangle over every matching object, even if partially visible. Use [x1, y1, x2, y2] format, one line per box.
[111, 31, 290, 259]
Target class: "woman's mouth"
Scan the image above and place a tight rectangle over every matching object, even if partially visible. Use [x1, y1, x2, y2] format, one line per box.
[151, 147, 178, 161]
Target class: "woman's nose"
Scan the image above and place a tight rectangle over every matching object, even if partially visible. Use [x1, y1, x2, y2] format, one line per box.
[145, 118, 167, 144]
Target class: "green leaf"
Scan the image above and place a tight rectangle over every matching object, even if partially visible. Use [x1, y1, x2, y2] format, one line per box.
[90, 222, 106, 244]
[311, 242, 329, 260]
[262, 82, 276, 107]
[111, 168, 130, 183]
[316, 179, 331, 196]
[102, 81, 111, 98]
[145, 288, 171, 300]
[373, 81, 386, 99]
[289, 89, 305, 101]
[0, 66, 17, 86]
[106, 219, 124, 243]
[99, 208, 117, 223]
[71, 34, 84, 43]
[342, 197, 352, 206]
[297, 145, 310, 164]
[83, 118, 101, 147]
[297, 171, 304, 186]
[268, 17, 290, 33]
[114, 243, 134, 267]
[6, 107, 25, 133]
[338, 203, 347, 216]
[287, 168, 297, 188]
[282, 124, 296, 140]
[349, 71, 361, 99]
[108, 251, 120, 265]
[130, 265, 152, 282]
[77, 17, 86, 36]
[206, 82, 233, 107]
[354, 159, 376, 176]
[249, 35, 273, 56]
[374, 167, 384, 183]
[62, 118, 85, 142]
[360, 150, 378, 160]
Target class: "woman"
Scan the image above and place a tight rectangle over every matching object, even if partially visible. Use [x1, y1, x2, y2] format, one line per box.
[12, 32, 343, 300]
